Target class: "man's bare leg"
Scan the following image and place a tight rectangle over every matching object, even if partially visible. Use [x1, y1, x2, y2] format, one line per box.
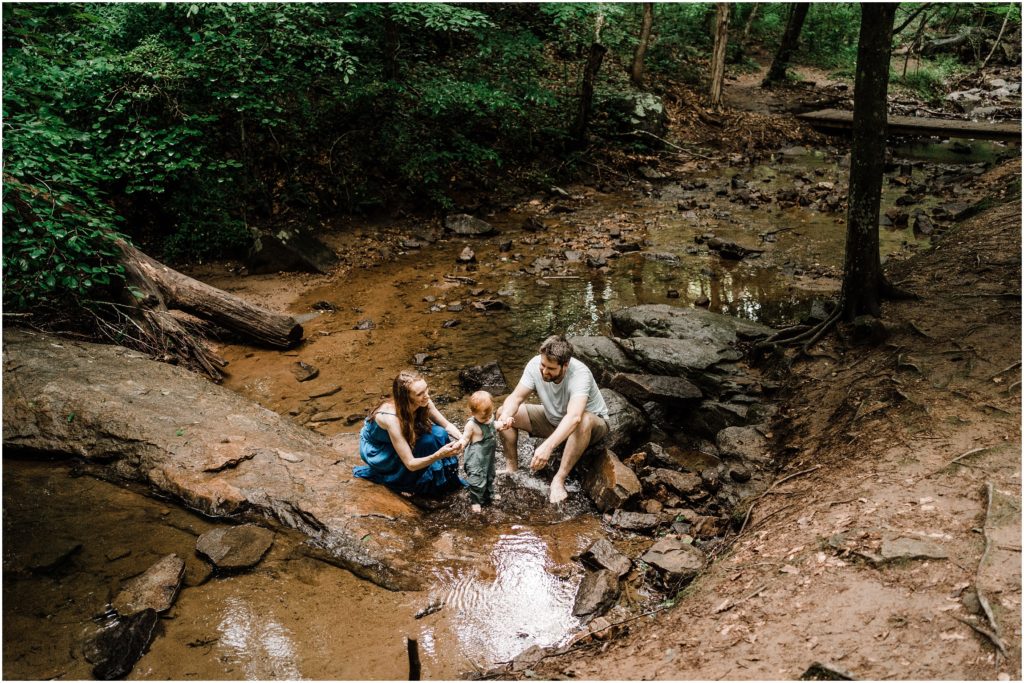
[549, 412, 601, 504]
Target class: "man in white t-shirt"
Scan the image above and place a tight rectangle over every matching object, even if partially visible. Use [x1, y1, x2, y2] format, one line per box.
[495, 335, 609, 504]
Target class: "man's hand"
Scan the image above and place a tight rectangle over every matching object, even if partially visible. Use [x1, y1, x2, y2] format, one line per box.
[530, 442, 553, 472]
[495, 416, 515, 431]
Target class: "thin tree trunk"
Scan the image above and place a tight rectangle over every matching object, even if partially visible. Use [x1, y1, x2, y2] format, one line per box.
[903, 11, 931, 78]
[762, 3, 810, 86]
[981, 7, 1011, 68]
[741, 4, 759, 45]
[630, 3, 654, 87]
[572, 15, 607, 148]
[838, 4, 898, 321]
[709, 3, 731, 110]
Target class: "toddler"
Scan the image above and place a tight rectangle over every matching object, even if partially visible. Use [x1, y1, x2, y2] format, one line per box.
[459, 390, 499, 512]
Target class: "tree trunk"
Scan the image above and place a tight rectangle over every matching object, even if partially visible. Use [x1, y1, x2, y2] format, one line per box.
[762, 3, 810, 86]
[741, 4, 759, 45]
[113, 239, 303, 380]
[572, 16, 608, 148]
[630, 3, 654, 87]
[838, 4, 897, 321]
[709, 3, 731, 110]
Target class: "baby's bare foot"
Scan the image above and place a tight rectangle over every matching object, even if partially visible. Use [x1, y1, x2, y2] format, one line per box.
[471, 503, 482, 513]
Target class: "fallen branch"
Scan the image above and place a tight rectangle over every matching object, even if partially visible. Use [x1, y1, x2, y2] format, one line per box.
[714, 582, 769, 614]
[954, 616, 1007, 658]
[991, 361, 1021, 380]
[967, 481, 1009, 658]
[922, 445, 993, 479]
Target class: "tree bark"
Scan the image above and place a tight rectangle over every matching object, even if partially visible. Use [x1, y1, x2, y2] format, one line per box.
[113, 239, 303, 380]
[838, 3, 897, 321]
[630, 3, 654, 87]
[762, 3, 810, 86]
[572, 16, 608, 148]
[741, 4, 759, 45]
[709, 3, 731, 110]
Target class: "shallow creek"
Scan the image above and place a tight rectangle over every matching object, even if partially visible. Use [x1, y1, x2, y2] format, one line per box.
[4, 145, 1006, 679]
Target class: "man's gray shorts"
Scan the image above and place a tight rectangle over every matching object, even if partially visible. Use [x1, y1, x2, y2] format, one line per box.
[524, 404, 609, 442]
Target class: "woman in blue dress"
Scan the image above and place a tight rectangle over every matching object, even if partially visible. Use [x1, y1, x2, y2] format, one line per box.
[354, 370, 465, 497]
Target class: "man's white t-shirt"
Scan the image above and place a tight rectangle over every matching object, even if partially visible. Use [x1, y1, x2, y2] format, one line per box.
[522, 356, 609, 426]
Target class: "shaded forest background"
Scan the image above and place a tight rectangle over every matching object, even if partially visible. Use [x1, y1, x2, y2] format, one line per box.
[3, 2, 1020, 320]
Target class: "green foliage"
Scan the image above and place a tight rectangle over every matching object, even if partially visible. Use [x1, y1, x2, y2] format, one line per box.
[892, 57, 968, 104]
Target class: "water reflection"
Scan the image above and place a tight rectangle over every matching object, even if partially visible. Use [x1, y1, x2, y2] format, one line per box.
[433, 529, 580, 665]
[218, 596, 302, 680]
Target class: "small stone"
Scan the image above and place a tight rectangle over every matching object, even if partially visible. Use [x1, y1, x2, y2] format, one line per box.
[292, 361, 320, 382]
[353, 319, 376, 331]
[457, 246, 476, 263]
[729, 464, 752, 482]
[666, 289, 680, 299]
[412, 353, 431, 365]
[196, 525, 275, 571]
[112, 554, 185, 616]
[442, 319, 460, 328]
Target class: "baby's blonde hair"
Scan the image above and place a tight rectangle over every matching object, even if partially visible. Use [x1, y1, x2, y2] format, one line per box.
[467, 390, 494, 416]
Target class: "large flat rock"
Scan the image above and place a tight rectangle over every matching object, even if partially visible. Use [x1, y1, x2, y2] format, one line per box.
[1, 330, 435, 590]
[611, 305, 774, 343]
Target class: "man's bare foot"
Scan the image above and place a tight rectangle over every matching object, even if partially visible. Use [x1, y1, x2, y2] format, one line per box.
[471, 503, 482, 513]
[549, 480, 568, 504]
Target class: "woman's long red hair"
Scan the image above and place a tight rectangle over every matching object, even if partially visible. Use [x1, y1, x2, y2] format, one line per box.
[373, 370, 431, 448]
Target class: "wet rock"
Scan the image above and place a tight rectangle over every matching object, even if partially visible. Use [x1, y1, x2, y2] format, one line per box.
[612, 304, 773, 344]
[353, 319, 376, 331]
[641, 537, 706, 583]
[196, 524, 275, 570]
[471, 299, 510, 312]
[458, 361, 509, 395]
[707, 237, 764, 260]
[638, 166, 668, 181]
[17, 538, 82, 574]
[399, 238, 423, 250]
[443, 214, 497, 237]
[564, 250, 583, 262]
[643, 251, 681, 264]
[576, 538, 632, 577]
[716, 426, 771, 465]
[579, 448, 641, 512]
[112, 553, 185, 616]
[457, 246, 476, 263]
[571, 568, 620, 618]
[913, 213, 935, 237]
[609, 510, 661, 531]
[511, 644, 547, 672]
[309, 385, 343, 399]
[88, 609, 159, 680]
[729, 464, 752, 482]
[292, 361, 320, 382]
[681, 400, 754, 437]
[183, 556, 213, 587]
[447, 303, 464, 312]
[612, 240, 643, 253]
[643, 468, 703, 497]
[247, 226, 340, 274]
[412, 353, 430, 366]
[568, 336, 642, 385]
[522, 215, 552, 232]
[311, 300, 337, 312]
[610, 373, 702, 405]
[700, 468, 721, 492]
[620, 336, 742, 380]
[600, 388, 649, 454]
[441, 319, 460, 328]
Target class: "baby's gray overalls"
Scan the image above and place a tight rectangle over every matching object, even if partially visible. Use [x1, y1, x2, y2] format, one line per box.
[464, 417, 496, 505]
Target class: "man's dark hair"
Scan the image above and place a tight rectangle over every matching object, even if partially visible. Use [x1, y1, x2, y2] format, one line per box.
[539, 335, 573, 365]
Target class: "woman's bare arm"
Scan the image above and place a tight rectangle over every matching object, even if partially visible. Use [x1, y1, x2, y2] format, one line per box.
[376, 413, 456, 471]
[428, 399, 464, 443]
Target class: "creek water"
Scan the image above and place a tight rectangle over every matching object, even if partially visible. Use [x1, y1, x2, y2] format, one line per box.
[4, 144, 1008, 679]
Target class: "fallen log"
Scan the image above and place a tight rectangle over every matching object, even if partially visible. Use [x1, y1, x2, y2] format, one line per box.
[112, 239, 303, 381]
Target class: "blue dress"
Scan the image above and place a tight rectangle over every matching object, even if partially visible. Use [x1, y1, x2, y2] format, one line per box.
[354, 413, 464, 497]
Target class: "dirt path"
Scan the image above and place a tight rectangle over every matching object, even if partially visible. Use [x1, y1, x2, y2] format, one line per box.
[523, 163, 1022, 680]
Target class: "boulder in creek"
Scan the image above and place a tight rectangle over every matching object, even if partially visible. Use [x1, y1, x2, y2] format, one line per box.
[599, 388, 649, 454]
[706, 237, 764, 260]
[611, 304, 774, 344]
[716, 426, 771, 465]
[575, 538, 632, 577]
[609, 509, 661, 532]
[112, 553, 185, 616]
[86, 608, 159, 680]
[610, 372, 702, 405]
[444, 214, 497, 236]
[196, 524, 275, 571]
[571, 568, 620, 619]
[458, 361, 509, 395]
[568, 336, 642, 385]
[641, 537, 706, 583]
[247, 225, 340, 274]
[579, 448, 641, 512]
[643, 468, 703, 497]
